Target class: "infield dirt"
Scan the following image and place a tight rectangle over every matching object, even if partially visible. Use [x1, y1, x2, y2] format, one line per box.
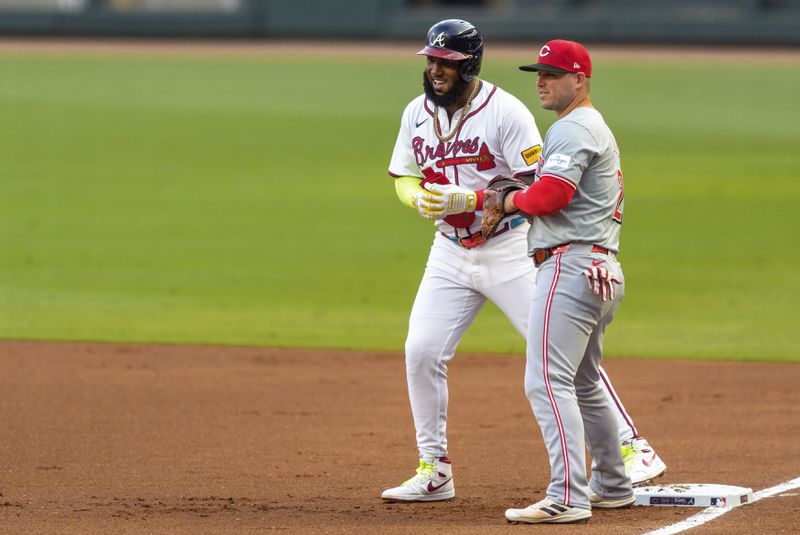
[0, 341, 798, 534]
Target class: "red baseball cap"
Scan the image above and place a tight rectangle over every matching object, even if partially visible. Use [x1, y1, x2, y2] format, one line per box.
[519, 39, 592, 78]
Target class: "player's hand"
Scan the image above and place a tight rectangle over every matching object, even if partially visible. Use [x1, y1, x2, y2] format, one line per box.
[412, 189, 446, 220]
[582, 266, 621, 301]
[424, 183, 477, 215]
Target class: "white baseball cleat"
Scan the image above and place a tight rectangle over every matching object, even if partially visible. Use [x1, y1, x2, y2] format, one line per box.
[505, 497, 591, 524]
[622, 437, 667, 486]
[381, 457, 454, 502]
[588, 491, 636, 509]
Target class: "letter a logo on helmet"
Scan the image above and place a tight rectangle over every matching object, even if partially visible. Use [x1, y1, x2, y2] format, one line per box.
[432, 32, 447, 48]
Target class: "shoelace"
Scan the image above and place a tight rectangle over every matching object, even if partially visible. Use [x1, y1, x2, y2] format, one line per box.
[404, 460, 437, 485]
[621, 443, 636, 468]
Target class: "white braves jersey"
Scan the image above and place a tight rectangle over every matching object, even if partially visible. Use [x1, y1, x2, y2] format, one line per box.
[529, 107, 624, 254]
[389, 81, 543, 239]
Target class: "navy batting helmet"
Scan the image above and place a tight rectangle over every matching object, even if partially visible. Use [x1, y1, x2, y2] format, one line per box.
[417, 19, 483, 82]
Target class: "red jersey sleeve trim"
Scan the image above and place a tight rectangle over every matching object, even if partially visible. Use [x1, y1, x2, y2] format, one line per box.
[389, 171, 423, 179]
[539, 172, 577, 191]
[512, 175, 575, 216]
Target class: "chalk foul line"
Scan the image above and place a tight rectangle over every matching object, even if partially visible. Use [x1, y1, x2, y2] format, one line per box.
[641, 476, 800, 535]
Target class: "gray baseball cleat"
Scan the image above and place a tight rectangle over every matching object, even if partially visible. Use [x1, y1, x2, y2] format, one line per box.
[588, 491, 636, 509]
[505, 497, 591, 524]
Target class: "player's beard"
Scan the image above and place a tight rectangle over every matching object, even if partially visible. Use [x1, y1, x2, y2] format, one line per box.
[423, 72, 469, 108]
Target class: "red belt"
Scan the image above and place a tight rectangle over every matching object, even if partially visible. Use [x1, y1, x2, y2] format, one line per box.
[532, 244, 610, 267]
[442, 217, 526, 250]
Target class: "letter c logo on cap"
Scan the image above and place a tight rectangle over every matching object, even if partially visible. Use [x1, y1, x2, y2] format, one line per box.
[539, 45, 551, 57]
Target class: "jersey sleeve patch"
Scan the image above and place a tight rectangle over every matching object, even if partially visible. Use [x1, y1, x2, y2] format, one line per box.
[545, 153, 571, 169]
[521, 144, 542, 166]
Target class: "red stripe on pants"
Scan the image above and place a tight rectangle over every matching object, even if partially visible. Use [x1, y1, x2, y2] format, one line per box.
[599, 366, 637, 438]
[542, 253, 570, 505]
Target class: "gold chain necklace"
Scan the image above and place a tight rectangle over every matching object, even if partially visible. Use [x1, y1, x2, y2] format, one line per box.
[433, 80, 481, 143]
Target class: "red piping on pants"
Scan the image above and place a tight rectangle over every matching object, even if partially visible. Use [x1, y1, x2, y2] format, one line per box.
[542, 252, 570, 505]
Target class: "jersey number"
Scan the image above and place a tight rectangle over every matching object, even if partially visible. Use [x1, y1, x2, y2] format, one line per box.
[613, 169, 624, 224]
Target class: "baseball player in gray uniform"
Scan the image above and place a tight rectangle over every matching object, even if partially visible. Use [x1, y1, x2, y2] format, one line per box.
[496, 40, 638, 523]
[382, 23, 664, 504]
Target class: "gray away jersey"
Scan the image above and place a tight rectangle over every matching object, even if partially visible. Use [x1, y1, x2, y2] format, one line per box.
[528, 107, 625, 254]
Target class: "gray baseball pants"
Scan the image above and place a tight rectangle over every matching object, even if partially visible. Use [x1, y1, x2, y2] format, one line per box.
[524, 244, 633, 510]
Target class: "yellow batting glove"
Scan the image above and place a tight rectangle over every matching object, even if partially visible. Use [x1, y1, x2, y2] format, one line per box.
[412, 189, 446, 220]
[425, 183, 477, 215]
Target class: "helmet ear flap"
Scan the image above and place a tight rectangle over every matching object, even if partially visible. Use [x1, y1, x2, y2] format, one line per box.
[460, 55, 482, 82]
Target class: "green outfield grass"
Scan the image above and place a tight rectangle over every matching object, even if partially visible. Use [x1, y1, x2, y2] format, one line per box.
[0, 50, 798, 361]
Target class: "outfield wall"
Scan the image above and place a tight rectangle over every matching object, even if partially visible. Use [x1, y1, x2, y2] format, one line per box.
[0, 0, 798, 45]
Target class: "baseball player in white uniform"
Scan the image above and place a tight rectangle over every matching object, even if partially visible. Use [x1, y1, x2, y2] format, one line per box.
[381, 22, 665, 504]
[501, 40, 642, 524]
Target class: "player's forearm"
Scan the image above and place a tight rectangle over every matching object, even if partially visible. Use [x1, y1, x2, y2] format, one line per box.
[394, 176, 425, 209]
[510, 175, 575, 216]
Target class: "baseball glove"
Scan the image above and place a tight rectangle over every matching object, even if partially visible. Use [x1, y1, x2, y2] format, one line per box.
[481, 175, 527, 239]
